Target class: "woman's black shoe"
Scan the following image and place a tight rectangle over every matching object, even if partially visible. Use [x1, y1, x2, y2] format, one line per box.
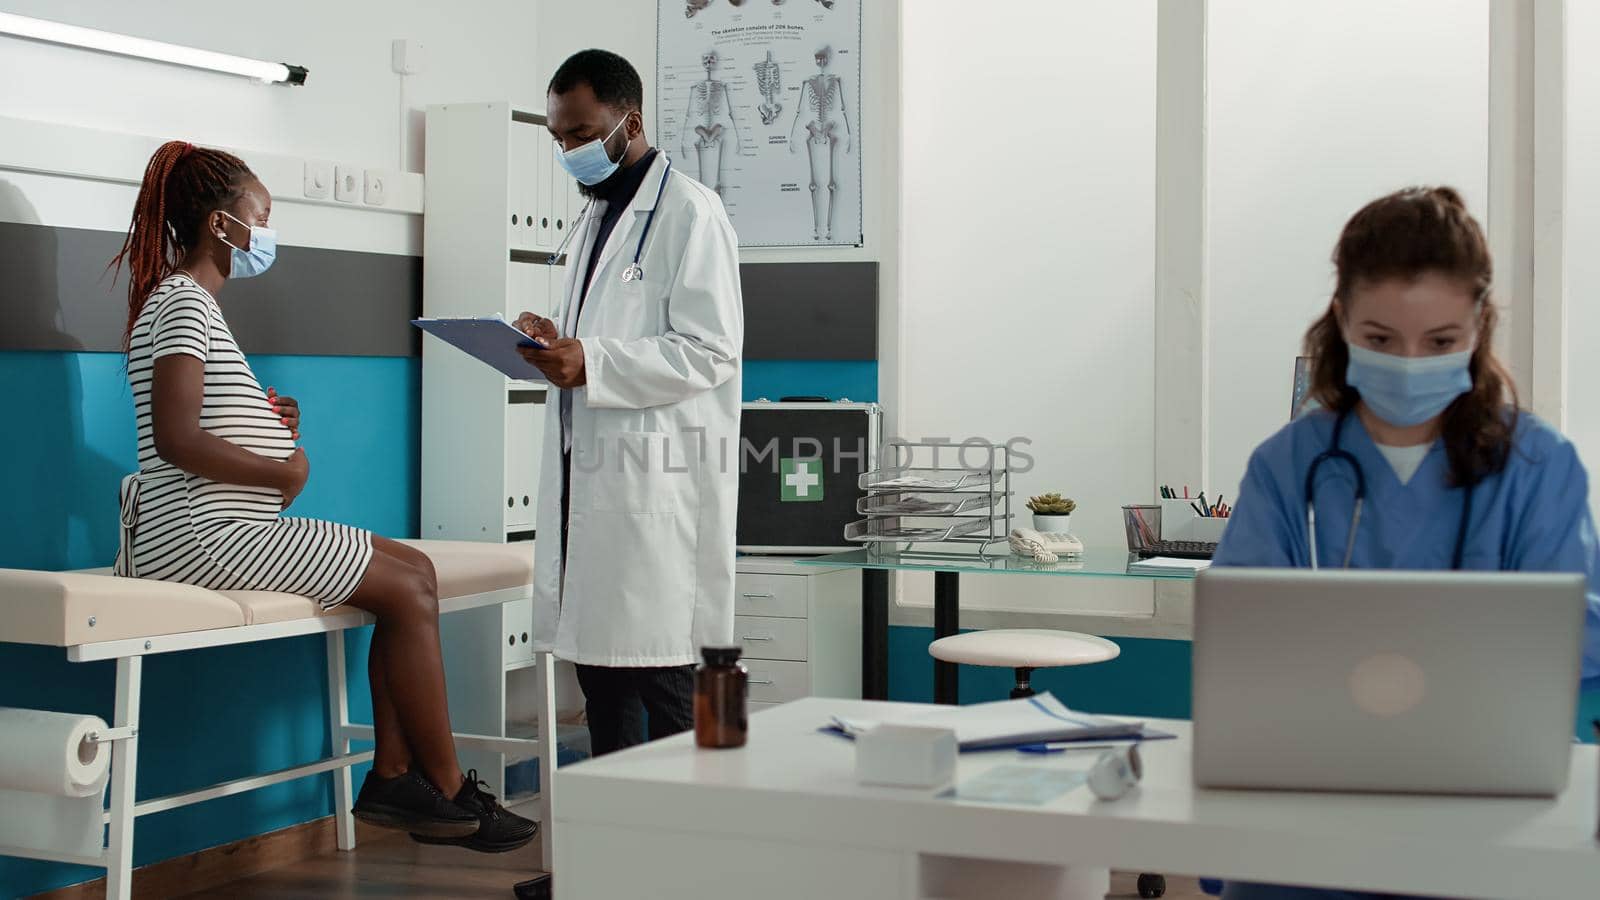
[352, 770, 480, 838]
[411, 769, 538, 853]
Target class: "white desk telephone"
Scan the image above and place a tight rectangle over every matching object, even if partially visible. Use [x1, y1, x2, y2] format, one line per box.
[1008, 528, 1084, 564]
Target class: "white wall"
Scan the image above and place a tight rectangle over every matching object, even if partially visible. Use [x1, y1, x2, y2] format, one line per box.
[898, 0, 1159, 620]
[0, 0, 541, 169]
[1565, 2, 1600, 519]
[1206, 0, 1491, 500]
[1566, 0, 1600, 516]
[0, 0, 542, 254]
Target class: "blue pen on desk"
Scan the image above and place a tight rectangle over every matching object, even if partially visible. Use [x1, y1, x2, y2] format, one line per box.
[1017, 742, 1120, 755]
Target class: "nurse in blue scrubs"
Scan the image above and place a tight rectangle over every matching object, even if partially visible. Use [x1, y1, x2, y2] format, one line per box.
[1212, 186, 1600, 900]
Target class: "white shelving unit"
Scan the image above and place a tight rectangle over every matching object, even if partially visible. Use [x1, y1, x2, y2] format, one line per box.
[421, 102, 583, 837]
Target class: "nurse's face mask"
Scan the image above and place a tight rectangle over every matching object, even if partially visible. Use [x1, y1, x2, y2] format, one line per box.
[216, 211, 277, 279]
[1344, 343, 1474, 428]
[1340, 275, 1479, 427]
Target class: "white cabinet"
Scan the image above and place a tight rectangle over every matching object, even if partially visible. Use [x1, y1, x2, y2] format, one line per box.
[422, 101, 574, 543]
[734, 559, 862, 702]
[423, 101, 583, 807]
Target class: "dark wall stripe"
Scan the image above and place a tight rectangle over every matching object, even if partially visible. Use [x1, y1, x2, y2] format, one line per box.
[2, 222, 879, 361]
[740, 261, 878, 361]
[0, 221, 421, 357]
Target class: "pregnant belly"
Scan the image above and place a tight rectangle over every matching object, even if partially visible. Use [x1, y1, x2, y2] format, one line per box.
[186, 479, 283, 522]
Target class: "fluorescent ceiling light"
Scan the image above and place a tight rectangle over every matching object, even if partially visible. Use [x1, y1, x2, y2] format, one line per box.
[0, 12, 308, 85]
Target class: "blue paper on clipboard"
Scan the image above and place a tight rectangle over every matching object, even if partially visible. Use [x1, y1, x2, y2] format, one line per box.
[412, 317, 548, 381]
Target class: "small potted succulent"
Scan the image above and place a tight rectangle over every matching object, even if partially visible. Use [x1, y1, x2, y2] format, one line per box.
[1026, 493, 1077, 533]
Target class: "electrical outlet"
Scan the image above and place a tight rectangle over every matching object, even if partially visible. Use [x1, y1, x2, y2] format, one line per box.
[364, 169, 390, 207]
[303, 160, 333, 200]
[334, 165, 361, 203]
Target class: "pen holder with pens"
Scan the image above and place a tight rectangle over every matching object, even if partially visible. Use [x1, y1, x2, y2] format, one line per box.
[1159, 499, 1229, 543]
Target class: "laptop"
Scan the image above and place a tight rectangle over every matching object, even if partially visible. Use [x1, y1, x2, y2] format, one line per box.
[1192, 567, 1586, 797]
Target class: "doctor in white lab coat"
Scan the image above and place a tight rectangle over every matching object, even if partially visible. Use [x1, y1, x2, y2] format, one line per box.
[516, 49, 743, 757]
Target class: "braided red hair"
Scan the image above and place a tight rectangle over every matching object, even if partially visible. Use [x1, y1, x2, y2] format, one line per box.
[109, 141, 254, 350]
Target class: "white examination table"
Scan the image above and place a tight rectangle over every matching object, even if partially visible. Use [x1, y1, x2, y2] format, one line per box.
[0, 539, 557, 898]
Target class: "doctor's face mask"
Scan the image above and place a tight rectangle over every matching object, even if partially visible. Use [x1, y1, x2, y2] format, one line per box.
[555, 112, 633, 190]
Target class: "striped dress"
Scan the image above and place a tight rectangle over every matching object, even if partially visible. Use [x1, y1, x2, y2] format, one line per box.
[113, 273, 373, 607]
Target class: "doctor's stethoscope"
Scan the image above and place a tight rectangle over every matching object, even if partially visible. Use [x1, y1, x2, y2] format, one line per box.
[546, 156, 673, 285]
[1305, 407, 1476, 570]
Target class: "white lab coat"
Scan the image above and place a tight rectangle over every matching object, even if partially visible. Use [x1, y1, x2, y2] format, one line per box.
[532, 153, 744, 667]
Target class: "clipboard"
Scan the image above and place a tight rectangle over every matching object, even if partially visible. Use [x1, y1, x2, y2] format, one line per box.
[412, 317, 549, 381]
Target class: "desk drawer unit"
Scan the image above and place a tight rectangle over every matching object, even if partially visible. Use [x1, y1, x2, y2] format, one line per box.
[733, 560, 862, 707]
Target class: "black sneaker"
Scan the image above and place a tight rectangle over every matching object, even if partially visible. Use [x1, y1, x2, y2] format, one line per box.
[410, 769, 537, 853]
[352, 770, 480, 838]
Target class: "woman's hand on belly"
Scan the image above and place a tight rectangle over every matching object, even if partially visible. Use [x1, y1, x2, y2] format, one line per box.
[267, 387, 300, 441]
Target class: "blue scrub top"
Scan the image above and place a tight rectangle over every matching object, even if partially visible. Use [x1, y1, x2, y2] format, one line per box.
[1213, 408, 1600, 684]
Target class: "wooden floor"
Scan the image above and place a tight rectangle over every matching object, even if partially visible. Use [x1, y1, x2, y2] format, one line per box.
[177, 809, 545, 899]
[177, 803, 1209, 900]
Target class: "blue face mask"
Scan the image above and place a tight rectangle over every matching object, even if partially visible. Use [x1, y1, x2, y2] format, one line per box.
[1345, 343, 1474, 427]
[219, 212, 277, 279]
[555, 115, 631, 186]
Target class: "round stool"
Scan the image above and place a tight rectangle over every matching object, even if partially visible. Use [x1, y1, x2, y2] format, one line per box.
[927, 630, 1165, 899]
[928, 629, 1121, 699]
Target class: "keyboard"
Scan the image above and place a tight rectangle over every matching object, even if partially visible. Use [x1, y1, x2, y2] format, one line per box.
[1137, 540, 1217, 560]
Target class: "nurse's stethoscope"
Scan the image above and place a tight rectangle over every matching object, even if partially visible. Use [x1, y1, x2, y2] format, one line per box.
[546, 157, 673, 285]
[1305, 407, 1476, 570]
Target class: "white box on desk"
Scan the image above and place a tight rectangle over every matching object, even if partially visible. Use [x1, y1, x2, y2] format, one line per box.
[856, 724, 957, 790]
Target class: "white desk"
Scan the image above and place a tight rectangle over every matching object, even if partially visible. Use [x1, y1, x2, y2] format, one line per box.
[553, 698, 1600, 900]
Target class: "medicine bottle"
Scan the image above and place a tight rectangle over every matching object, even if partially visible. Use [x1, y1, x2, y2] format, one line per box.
[694, 645, 748, 749]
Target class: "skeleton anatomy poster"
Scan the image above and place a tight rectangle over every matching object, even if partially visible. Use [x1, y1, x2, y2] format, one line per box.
[658, 0, 863, 247]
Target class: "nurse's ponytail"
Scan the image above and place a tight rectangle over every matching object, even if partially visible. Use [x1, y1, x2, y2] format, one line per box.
[1306, 186, 1518, 487]
[109, 141, 254, 351]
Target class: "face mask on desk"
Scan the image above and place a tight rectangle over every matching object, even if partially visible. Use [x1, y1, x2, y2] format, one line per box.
[1345, 343, 1474, 427]
[556, 114, 631, 186]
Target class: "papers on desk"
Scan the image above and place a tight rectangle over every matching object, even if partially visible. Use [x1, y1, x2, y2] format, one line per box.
[826, 693, 1156, 752]
[949, 765, 1088, 806]
[1128, 556, 1212, 575]
[412, 316, 548, 381]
